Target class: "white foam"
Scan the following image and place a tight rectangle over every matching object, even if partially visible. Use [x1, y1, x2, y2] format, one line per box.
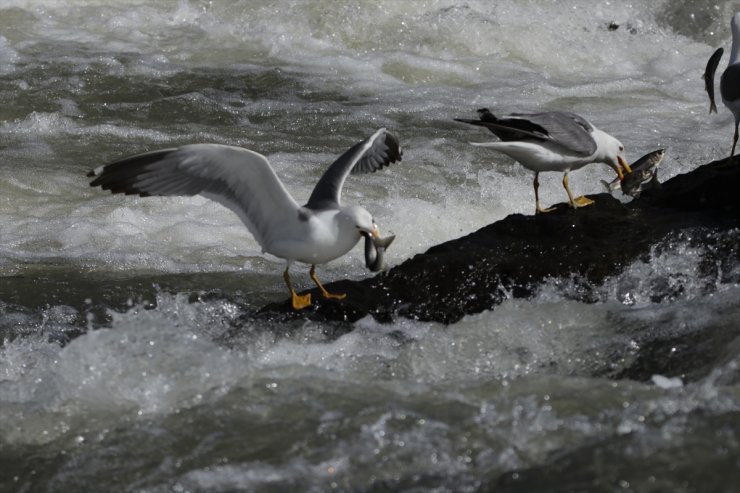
[0, 35, 19, 74]
[652, 374, 684, 389]
[0, 293, 248, 445]
[0, 250, 738, 458]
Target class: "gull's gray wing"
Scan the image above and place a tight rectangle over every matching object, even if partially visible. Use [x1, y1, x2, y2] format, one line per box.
[704, 47, 724, 113]
[305, 128, 402, 210]
[510, 112, 596, 156]
[455, 109, 596, 157]
[88, 144, 299, 247]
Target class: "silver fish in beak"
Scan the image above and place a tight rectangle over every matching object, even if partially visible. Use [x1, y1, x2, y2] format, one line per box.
[602, 148, 665, 198]
[364, 233, 395, 272]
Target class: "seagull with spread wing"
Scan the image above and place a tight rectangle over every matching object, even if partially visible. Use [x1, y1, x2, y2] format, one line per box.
[88, 128, 402, 310]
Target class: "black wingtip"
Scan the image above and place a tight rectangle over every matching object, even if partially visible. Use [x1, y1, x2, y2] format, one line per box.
[454, 108, 498, 125]
[385, 130, 402, 163]
[454, 117, 491, 128]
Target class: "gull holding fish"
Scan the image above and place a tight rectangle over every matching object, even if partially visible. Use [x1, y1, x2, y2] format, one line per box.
[88, 128, 401, 310]
[704, 12, 740, 160]
[455, 108, 631, 214]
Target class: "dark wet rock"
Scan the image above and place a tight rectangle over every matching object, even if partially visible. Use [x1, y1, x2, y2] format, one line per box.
[260, 158, 740, 329]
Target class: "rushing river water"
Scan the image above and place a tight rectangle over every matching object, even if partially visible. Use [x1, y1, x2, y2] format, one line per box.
[1, 1, 740, 491]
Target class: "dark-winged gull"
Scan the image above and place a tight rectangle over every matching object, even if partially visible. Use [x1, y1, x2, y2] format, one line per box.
[454, 108, 631, 214]
[704, 12, 740, 160]
[88, 128, 402, 310]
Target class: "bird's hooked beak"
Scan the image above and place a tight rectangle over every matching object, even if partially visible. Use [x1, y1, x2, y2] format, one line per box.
[617, 155, 632, 181]
[361, 223, 381, 239]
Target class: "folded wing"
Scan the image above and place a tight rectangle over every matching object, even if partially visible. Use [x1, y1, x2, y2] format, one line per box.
[455, 108, 597, 157]
[88, 144, 299, 246]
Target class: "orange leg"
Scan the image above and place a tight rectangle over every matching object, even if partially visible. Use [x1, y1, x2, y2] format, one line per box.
[534, 172, 554, 214]
[283, 267, 311, 310]
[563, 173, 594, 208]
[310, 265, 346, 300]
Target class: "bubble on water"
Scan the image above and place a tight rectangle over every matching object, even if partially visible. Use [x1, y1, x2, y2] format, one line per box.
[652, 374, 684, 389]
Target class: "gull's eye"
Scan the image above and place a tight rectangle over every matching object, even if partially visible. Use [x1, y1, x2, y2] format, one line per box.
[619, 145, 624, 152]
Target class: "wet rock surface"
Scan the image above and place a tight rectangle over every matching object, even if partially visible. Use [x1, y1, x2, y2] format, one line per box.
[260, 158, 740, 329]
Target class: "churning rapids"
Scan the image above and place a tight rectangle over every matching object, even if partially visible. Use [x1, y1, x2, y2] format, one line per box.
[1, 1, 740, 492]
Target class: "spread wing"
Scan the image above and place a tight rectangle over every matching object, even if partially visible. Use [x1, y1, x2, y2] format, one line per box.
[88, 144, 299, 246]
[305, 128, 403, 210]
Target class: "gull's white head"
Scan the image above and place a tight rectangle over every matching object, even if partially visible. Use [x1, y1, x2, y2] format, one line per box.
[340, 205, 379, 239]
[594, 129, 630, 180]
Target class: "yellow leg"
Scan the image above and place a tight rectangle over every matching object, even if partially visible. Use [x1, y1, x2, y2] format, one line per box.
[310, 265, 346, 300]
[563, 173, 576, 208]
[534, 172, 554, 214]
[563, 173, 595, 208]
[283, 268, 311, 310]
[573, 195, 595, 207]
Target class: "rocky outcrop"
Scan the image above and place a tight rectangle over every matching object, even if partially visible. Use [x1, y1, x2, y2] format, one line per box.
[260, 158, 740, 326]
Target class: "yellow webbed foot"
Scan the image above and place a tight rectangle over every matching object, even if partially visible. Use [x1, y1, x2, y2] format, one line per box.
[321, 291, 346, 300]
[536, 205, 556, 214]
[309, 265, 346, 302]
[291, 292, 312, 310]
[572, 195, 595, 207]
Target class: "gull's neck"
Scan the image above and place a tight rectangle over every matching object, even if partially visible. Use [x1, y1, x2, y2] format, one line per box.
[730, 13, 740, 65]
[591, 128, 613, 160]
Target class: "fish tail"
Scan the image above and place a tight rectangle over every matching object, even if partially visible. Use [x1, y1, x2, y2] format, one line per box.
[710, 101, 718, 114]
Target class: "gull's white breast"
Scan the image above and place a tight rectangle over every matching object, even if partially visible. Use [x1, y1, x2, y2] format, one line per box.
[264, 209, 361, 265]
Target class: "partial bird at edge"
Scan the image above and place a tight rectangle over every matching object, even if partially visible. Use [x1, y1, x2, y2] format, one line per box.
[705, 12, 740, 161]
